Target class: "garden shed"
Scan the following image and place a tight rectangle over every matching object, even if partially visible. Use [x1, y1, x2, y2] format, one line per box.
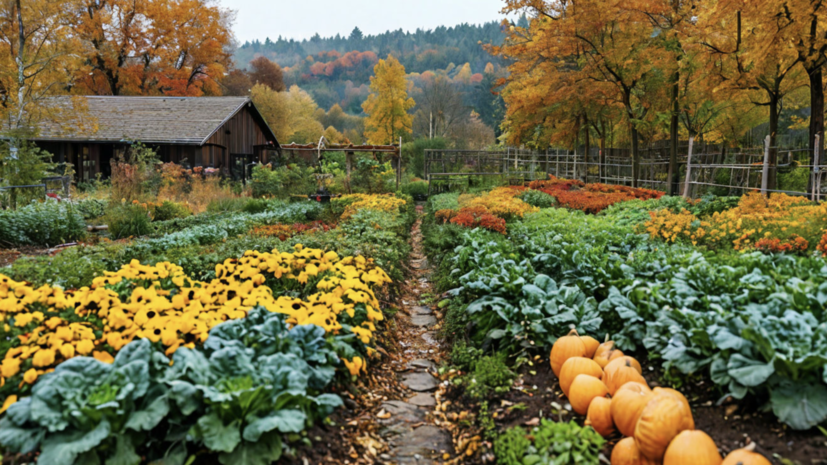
[32, 96, 281, 182]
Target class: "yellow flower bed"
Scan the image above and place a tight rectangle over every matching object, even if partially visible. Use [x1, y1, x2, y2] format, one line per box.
[0, 245, 390, 387]
[461, 187, 538, 220]
[338, 194, 407, 220]
[645, 192, 827, 250]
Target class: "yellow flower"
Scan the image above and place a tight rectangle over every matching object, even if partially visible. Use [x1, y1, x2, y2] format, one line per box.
[1, 358, 20, 378]
[23, 368, 37, 384]
[342, 356, 364, 376]
[32, 349, 56, 368]
[0, 395, 18, 414]
[93, 351, 114, 364]
[76, 339, 95, 355]
[59, 344, 75, 359]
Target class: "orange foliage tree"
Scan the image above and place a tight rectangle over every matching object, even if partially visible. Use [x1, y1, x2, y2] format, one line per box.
[68, 0, 233, 96]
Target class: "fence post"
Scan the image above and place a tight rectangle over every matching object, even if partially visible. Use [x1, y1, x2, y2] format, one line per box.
[683, 136, 695, 198]
[812, 134, 821, 202]
[761, 135, 771, 196]
[556, 148, 560, 178]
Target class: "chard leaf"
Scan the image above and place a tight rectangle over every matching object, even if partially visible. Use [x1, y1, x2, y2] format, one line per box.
[195, 413, 241, 453]
[727, 354, 776, 387]
[169, 381, 201, 416]
[242, 410, 306, 442]
[770, 380, 827, 430]
[113, 339, 152, 368]
[38, 420, 110, 465]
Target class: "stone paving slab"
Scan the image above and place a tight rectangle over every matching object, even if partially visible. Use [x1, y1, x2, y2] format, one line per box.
[401, 372, 438, 392]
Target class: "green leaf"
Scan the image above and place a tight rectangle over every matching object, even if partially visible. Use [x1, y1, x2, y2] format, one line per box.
[125, 393, 169, 432]
[242, 410, 307, 442]
[38, 420, 111, 465]
[105, 434, 141, 465]
[218, 434, 282, 465]
[727, 354, 775, 387]
[0, 417, 45, 453]
[195, 413, 241, 453]
[169, 381, 201, 416]
[770, 380, 827, 430]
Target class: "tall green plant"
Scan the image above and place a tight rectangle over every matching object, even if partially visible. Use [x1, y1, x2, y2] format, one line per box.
[0, 129, 55, 208]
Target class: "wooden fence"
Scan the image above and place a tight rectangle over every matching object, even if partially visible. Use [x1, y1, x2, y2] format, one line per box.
[425, 139, 827, 200]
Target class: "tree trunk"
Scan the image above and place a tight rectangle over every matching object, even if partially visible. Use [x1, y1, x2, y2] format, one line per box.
[809, 66, 824, 190]
[583, 115, 590, 182]
[768, 95, 779, 190]
[669, 69, 680, 195]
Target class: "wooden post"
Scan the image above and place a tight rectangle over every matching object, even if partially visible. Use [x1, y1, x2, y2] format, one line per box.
[397, 137, 402, 191]
[683, 136, 695, 198]
[556, 148, 560, 178]
[761, 135, 771, 196]
[345, 151, 354, 194]
[812, 134, 821, 202]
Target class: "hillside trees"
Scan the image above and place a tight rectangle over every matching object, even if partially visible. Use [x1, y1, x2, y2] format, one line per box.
[362, 56, 415, 145]
[248, 56, 286, 92]
[252, 84, 323, 144]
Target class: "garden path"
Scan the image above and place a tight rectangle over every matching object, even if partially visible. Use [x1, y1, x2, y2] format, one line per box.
[373, 213, 454, 464]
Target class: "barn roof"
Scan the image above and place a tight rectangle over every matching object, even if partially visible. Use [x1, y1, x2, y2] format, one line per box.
[32, 96, 279, 146]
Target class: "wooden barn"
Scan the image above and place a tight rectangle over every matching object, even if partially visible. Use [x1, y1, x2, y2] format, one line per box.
[33, 96, 280, 182]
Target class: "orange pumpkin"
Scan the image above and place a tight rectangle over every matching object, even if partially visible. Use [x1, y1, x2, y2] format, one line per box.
[604, 359, 648, 395]
[568, 374, 609, 415]
[594, 339, 624, 368]
[653, 387, 691, 416]
[581, 335, 600, 358]
[551, 329, 587, 376]
[664, 430, 722, 465]
[634, 391, 695, 460]
[585, 396, 614, 437]
[612, 382, 654, 437]
[611, 437, 660, 465]
[721, 443, 771, 465]
[604, 356, 643, 374]
[559, 357, 603, 396]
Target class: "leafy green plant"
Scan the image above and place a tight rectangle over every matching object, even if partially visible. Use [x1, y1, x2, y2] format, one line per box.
[107, 204, 153, 239]
[207, 197, 248, 213]
[152, 201, 192, 222]
[0, 309, 345, 465]
[494, 420, 604, 465]
[74, 199, 108, 220]
[465, 352, 515, 399]
[518, 189, 557, 208]
[0, 201, 87, 246]
[401, 180, 429, 197]
[250, 164, 316, 199]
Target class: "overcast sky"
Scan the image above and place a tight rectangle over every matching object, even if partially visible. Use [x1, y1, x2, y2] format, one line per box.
[220, 0, 510, 44]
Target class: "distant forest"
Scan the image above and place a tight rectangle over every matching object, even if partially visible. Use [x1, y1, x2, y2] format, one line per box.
[232, 20, 526, 148]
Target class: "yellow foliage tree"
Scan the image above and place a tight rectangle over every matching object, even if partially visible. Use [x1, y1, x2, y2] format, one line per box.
[362, 56, 415, 145]
[252, 84, 324, 144]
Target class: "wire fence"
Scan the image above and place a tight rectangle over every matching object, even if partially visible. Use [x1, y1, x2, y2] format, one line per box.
[0, 176, 72, 209]
[425, 137, 827, 201]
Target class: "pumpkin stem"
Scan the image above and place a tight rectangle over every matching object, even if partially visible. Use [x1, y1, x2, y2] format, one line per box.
[567, 327, 579, 337]
[603, 334, 610, 342]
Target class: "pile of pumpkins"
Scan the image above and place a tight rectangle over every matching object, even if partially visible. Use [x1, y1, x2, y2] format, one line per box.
[550, 329, 772, 465]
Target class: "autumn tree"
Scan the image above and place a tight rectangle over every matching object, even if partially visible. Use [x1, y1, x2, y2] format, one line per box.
[221, 69, 253, 96]
[248, 56, 286, 92]
[0, 0, 81, 130]
[68, 0, 234, 96]
[362, 55, 415, 145]
[252, 84, 323, 144]
[412, 76, 468, 140]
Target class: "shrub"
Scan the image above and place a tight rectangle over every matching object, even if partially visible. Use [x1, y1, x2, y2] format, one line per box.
[250, 163, 316, 198]
[0, 202, 87, 247]
[74, 198, 108, 220]
[494, 420, 605, 465]
[207, 197, 248, 213]
[517, 189, 557, 208]
[151, 201, 192, 221]
[242, 198, 271, 214]
[107, 203, 153, 239]
[401, 180, 429, 197]
[401, 137, 448, 178]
